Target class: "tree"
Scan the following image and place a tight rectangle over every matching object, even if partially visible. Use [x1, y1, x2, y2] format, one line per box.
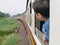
[0, 11, 10, 17]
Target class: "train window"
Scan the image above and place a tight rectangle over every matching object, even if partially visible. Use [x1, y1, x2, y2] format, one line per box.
[26, 0, 49, 44]
[35, 17, 45, 32]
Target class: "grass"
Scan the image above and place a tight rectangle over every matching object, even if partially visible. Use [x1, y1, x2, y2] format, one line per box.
[1, 34, 20, 45]
[0, 36, 4, 45]
[0, 18, 19, 32]
[0, 18, 20, 45]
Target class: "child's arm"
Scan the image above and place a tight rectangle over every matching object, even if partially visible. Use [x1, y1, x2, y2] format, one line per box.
[42, 28, 48, 44]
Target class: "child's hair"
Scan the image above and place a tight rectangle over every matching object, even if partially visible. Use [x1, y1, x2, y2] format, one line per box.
[33, 0, 49, 18]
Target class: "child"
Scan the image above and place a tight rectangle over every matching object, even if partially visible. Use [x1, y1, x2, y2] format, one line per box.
[33, 0, 49, 44]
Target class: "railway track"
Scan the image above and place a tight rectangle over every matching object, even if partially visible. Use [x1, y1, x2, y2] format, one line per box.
[16, 18, 36, 45]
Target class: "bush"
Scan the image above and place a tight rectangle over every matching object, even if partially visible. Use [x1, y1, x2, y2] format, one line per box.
[1, 34, 20, 45]
[0, 18, 20, 45]
[0, 18, 19, 32]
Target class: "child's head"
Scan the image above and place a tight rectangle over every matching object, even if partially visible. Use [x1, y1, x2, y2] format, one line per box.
[33, 0, 49, 21]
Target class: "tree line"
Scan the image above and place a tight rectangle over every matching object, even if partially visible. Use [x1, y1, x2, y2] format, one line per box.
[0, 11, 10, 17]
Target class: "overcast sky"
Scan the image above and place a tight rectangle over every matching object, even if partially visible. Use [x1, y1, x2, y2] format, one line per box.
[0, 0, 27, 16]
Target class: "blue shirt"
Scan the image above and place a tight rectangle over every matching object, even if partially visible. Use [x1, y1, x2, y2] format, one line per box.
[42, 19, 49, 41]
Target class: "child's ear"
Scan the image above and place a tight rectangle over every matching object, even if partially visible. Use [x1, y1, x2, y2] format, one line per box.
[37, 13, 41, 16]
[36, 13, 40, 16]
[37, 13, 43, 18]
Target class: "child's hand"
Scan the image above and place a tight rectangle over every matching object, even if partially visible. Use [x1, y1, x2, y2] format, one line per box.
[42, 37, 48, 44]
[42, 34, 48, 44]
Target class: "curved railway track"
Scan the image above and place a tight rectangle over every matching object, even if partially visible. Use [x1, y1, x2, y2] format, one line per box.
[16, 18, 36, 45]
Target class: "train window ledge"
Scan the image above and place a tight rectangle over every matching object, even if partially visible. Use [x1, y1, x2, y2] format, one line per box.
[35, 28, 49, 45]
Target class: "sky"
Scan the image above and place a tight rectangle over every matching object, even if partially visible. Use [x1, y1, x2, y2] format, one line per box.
[0, 0, 27, 16]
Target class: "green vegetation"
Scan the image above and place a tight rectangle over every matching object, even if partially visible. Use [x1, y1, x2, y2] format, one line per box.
[0, 18, 20, 45]
[0, 18, 19, 32]
[0, 11, 10, 18]
[1, 34, 20, 45]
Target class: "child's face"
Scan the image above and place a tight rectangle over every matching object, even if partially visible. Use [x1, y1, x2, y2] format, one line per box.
[35, 13, 45, 21]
